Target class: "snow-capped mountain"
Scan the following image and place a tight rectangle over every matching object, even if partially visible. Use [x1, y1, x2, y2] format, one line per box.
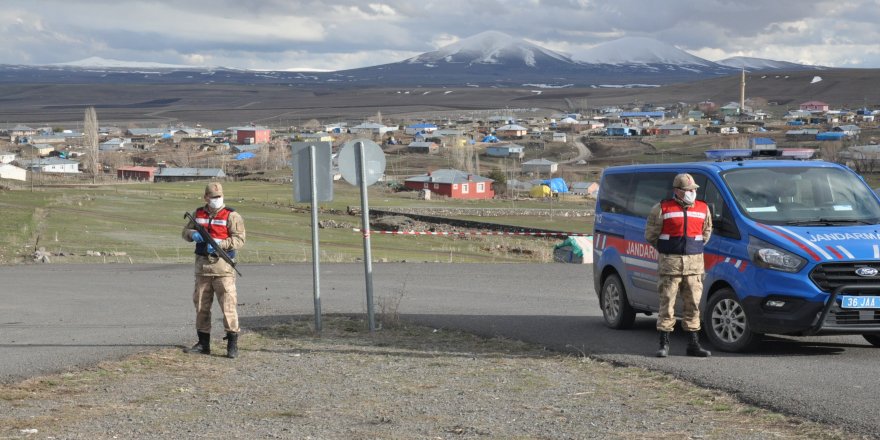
[51, 56, 197, 70]
[407, 31, 575, 67]
[0, 31, 824, 87]
[575, 37, 713, 66]
[715, 56, 821, 71]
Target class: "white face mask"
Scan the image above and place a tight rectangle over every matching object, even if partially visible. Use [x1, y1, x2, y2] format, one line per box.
[208, 197, 224, 209]
[681, 190, 696, 205]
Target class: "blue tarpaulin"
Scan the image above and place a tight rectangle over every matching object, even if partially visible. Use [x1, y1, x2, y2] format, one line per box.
[542, 177, 569, 193]
[235, 152, 255, 160]
[481, 135, 499, 143]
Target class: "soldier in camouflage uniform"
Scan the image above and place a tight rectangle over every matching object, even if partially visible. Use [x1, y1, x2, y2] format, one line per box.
[182, 182, 246, 359]
[645, 173, 713, 358]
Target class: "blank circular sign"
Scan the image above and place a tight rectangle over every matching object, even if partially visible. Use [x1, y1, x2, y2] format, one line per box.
[338, 139, 386, 186]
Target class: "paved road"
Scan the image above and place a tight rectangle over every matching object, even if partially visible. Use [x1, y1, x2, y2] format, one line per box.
[1, 263, 877, 436]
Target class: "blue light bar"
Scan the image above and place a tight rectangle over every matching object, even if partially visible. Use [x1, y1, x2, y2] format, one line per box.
[704, 149, 753, 160]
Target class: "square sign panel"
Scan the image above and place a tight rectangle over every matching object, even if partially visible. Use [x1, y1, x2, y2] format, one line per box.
[291, 141, 333, 202]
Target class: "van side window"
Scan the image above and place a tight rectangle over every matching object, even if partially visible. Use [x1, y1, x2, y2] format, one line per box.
[631, 172, 676, 218]
[703, 180, 740, 239]
[598, 173, 631, 214]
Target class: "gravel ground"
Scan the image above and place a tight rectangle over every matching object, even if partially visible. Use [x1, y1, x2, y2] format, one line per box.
[0, 316, 861, 440]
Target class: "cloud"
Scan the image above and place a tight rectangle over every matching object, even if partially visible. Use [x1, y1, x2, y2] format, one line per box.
[0, 0, 879, 70]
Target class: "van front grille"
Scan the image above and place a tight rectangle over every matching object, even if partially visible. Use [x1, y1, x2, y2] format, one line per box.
[809, 262, 880, 292]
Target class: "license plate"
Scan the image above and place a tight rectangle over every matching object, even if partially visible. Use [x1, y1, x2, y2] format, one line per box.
[840, 296, 880, 309]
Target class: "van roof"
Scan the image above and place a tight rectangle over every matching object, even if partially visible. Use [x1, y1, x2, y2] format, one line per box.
[603, 159, 844, 175]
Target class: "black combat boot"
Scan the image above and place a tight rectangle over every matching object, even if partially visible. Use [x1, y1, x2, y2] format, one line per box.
[686, 331, 711, 357]
[224, 332, 239, 359]
[186, 331, 211, 355]
[656, 331, 670, 358]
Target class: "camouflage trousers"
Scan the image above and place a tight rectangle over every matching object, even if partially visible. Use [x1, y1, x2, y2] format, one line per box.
[193, 275, 239, 333]
[656, 274, 703, 332]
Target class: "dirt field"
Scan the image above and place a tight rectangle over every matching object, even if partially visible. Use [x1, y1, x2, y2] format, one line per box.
[0, 316, 857, 439]
[0, 69, 878, 128]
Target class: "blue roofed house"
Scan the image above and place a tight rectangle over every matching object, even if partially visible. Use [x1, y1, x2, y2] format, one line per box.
[405, 123, 438, 136]
[606, 123, 639, 136]
[816, 132, 846, 141]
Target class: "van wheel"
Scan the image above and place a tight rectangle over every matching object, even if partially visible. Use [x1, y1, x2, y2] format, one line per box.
[600, 274, 636, 329]
[862, 335, 880, 347]
[705, 288, 760, 352]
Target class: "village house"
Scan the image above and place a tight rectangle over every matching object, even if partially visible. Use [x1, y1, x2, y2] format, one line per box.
[657, 124, 694, 136]
[0, 151, 15, 163]
[99, 138, 135, 152]
[116, 166, 157, 181]
[749, 137, 777, 150]
[495, 124, 529, 139]
[606, 123, 639, 136]
[23, 144, 56, 157]
[798, 101, 830, 113]
[351, 122, 395, 136]
[407, 141, 439, 154]
[833, 125, 861, 137]
[570, 181, 599, 197]
[800, 100, 830, 112]
[404, 169, 495, 200]
[405, 123, 438, 136]
[521, 158, 558, 175]
[293, 132, 334, 143]
[154, 167, 226, 182]
[0, 163, 27, 181]
[16, 157, 80, 173]
[785, 128, 821, 141]
[234, 126, 271, 144]
[485, 143, 525, 158]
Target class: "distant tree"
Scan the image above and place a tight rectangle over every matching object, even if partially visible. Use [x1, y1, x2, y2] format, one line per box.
[487, 167, 506, 185]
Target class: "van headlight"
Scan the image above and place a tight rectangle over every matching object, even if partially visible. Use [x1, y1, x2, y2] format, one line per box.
[748, 236, 807, 273]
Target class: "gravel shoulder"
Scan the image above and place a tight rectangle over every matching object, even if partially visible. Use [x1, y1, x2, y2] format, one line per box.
[0, 316, 858, 439]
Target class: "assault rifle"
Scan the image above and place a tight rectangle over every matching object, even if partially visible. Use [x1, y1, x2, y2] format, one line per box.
[184, 211, 243, 277]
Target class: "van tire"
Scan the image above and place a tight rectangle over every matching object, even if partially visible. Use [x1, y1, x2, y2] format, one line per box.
[600, 274, 636, 329]
[862, 335, 880, 347]
[705, 288, 760, 352]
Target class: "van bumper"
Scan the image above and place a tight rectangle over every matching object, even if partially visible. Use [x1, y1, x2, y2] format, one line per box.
[741, 296, 824, 335]
[742, 284, 880, 335]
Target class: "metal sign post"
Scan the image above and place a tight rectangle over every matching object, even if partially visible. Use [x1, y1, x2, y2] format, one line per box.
[356, 141, 376, 332]
[291, 142, 333, 333]
[308, 145, 322, 332]
[338, 138, 386, 332]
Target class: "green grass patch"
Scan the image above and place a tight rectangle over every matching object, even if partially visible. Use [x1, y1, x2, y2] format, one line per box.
[0, 181, 576, 264]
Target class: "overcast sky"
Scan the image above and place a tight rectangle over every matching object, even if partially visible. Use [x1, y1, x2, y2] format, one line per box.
[2, 0, 879, 71]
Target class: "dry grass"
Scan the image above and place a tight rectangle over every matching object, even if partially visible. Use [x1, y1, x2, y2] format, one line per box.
[0, 316, 860, 439]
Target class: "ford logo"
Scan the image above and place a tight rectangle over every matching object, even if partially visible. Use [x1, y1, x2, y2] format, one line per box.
[855, 267, 879, 277]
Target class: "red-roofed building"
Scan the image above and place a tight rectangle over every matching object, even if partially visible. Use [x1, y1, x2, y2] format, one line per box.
[799, 101, 829, 112]
[117, 166, 157, 181]
[236, 127, 272, 144]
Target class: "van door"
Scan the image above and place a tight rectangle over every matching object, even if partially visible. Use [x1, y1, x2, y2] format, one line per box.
[625, 172, 676, 309]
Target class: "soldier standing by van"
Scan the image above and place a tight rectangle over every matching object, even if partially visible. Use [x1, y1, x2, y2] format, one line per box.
[645, 173, 713, 358]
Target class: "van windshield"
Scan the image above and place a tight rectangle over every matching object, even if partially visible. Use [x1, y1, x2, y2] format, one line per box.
[722, 166, 880, 225]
